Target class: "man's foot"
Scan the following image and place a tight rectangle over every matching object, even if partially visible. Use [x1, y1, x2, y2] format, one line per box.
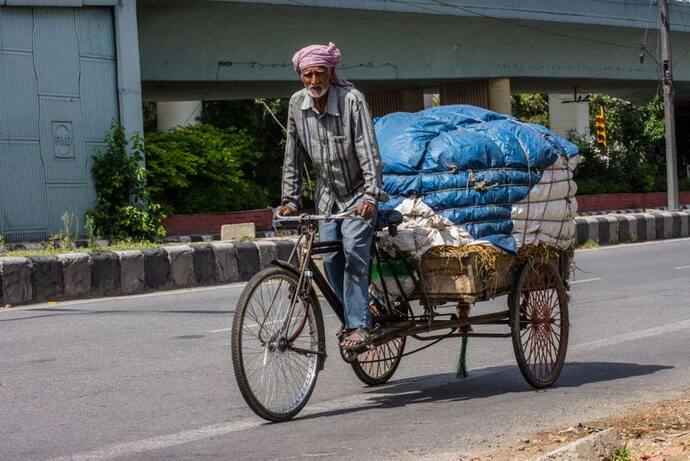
[340, 328, 372, 352]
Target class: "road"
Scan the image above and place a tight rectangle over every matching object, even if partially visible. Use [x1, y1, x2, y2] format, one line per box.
[1, 238, 689, 460]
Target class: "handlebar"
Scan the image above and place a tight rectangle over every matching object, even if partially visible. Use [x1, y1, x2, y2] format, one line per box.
[273, 210, 359, 225]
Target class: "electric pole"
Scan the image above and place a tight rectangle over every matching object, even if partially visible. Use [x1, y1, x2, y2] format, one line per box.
[660, 0, 680, 211]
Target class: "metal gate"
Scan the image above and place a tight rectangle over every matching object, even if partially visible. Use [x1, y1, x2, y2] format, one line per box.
[0, 6, 119, 242]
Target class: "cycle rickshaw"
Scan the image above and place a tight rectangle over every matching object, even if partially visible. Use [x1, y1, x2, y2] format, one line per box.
[231, 210, 570, 422]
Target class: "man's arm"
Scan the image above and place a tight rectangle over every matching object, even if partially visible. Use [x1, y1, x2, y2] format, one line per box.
[280, 98, 306, 213]
[350, 91, 386, 209]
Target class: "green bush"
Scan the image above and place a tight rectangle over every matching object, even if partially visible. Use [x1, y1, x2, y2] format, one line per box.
[90, 124, 166, 241]
[144, 124, 269, 215]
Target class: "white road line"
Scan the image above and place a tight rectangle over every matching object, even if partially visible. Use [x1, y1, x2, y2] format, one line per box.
[569, 277, 602, 285]
[48, 420, 262, 461]
[674, 265, 690, 270]
[208, 327, 232, 334]
[49, 391, 389, 461]
[52, 315, 690, 460]
[572, 318, 690, 353]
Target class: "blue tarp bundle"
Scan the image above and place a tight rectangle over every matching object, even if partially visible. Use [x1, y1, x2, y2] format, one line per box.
[375, 105, 579, 253]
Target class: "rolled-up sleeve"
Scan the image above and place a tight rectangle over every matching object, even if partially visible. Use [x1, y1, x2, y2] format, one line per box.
[350, 91, 387, 205]
[281, 99, 305, 211]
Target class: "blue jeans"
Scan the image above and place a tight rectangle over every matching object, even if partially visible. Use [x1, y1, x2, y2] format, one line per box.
[319, 207, 375, 330]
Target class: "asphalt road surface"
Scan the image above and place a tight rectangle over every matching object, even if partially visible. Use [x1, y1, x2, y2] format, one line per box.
[2, 238, 690, 460]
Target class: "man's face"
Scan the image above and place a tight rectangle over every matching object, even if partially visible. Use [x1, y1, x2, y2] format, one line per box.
[301, 66, 331, 99]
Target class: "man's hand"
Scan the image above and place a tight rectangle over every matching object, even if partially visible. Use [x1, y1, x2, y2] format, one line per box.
[275, 205, 295, 217]
[356, 201, 376, 219]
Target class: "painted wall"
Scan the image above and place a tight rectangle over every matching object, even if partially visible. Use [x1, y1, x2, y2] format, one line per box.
[0, 5, 118, 241]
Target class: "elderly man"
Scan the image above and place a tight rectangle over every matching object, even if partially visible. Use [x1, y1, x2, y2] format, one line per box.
[276, 42, 386, 351]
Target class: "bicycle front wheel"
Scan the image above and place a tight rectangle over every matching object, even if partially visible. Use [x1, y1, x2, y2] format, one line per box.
[231, 266, 325, 422]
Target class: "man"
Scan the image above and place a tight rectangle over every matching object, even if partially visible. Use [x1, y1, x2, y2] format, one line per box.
[276, 42, 386, 351]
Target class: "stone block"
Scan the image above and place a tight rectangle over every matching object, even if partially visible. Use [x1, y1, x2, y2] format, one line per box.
[255, 240, 278, 269]
[574, 219, 588, 246]
[166, 245, 195, 288]
[30, 256, 64, 301]
[191, 243, 215, 285]
[0, 257, 32, 305]
[235, 243, 261, 281]
[115, 250, 145, 294]
[275, 239, 297, 264]
[221, 223, 256, 241]
[91, 252, 121, 296]
[143, 248, 170, 290]
[58, 253, 92, 298]
[212, 242, 239, 283]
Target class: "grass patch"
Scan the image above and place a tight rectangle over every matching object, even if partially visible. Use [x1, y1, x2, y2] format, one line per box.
[0, 240, 164, 257]
[576, 239, 600, 249]
[611, 443, 632, 461]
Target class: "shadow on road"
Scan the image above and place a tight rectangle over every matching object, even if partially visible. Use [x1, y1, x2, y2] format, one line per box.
[295, 361, 672, 421]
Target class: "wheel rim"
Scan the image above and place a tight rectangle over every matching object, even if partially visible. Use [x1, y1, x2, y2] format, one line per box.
[355, 336, 404, 380]
[238, 274, 319, 416]
[517, 265, 564, 384]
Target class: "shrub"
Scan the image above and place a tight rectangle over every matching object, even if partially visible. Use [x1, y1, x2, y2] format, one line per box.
[90, 124, 166, 241]
[144, 124, 269, 215]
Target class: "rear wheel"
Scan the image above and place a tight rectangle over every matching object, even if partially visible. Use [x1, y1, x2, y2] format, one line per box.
[509, 261, 569, 388]
[350, 301, 406, 386]
[231, 267, 325, 422]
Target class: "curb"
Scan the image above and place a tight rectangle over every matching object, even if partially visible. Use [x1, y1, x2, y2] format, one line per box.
[574, 210, 690, 245]
[1, 210, 689, 306]
[536, 428, 620, 461]
[0, 239, 297, 307]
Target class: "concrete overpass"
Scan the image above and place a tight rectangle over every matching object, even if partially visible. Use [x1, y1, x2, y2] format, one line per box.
[139, 0, 690, 109]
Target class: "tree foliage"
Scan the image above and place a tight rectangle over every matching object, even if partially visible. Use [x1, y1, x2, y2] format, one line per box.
[511, 93, 549, 127]
[573, 95, 669, 194]
[201, 99, 289, 204]
[90, 124, 166, 241]
[144, 124, 269, 215]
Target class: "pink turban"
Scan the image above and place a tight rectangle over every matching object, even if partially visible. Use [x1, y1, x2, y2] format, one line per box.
[292, 42, 353, 88]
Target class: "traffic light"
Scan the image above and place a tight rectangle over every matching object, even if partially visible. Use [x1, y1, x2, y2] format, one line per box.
[595, 105, 607, 149]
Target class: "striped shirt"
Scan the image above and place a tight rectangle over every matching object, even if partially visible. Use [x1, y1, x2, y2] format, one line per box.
[281, 86, 386, 214]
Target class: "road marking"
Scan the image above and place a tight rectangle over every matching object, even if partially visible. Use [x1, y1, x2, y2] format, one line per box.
[49, 420, 262, 461]
[208, 327, 232, 333]
[569, 277, 602, 285]
[48, 390, 394, 460]
[572, 318, 690, 353]
[674, 265, 690, 270]
[574, 236, 690, 252]
[50, 315, 690, 460]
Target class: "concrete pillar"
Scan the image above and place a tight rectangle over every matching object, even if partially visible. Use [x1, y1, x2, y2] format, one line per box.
[548, 94, 590, 138]
[114, 0, 144, 142]
[439, 79, 511, 115]
[440, 80, 489, 108]
[156, 101, 203, 132]
[488, 78, 511, 115]
[401, 88, 424, 113]
[364, 88, 424, 116]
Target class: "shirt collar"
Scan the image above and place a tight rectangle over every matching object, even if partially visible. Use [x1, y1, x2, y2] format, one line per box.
[300, 87, 340, 116]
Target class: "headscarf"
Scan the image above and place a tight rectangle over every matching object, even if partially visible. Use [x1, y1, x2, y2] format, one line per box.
[291, 42, 353, 88]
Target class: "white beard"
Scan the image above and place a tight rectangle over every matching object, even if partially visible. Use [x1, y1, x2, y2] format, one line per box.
[307, 86, 328, 98]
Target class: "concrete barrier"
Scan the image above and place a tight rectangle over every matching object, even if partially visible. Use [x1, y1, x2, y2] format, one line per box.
[115, 250, 145, 294]
[0, 257, 32, 305]
[1, 210, 688, 306]
[59, 253, 92, 298]
[143, 249, 170, 290]
[30, 256, 63, 301]
[167, 245, 195, 288]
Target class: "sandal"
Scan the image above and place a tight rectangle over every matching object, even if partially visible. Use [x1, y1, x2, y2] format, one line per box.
[341, 328, 372, 352]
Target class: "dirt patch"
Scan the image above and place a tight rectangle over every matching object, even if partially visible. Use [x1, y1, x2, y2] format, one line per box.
[465, 390, 690, 460]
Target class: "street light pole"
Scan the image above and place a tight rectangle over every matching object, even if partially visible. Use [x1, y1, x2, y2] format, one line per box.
[659, 0, 680, 211]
